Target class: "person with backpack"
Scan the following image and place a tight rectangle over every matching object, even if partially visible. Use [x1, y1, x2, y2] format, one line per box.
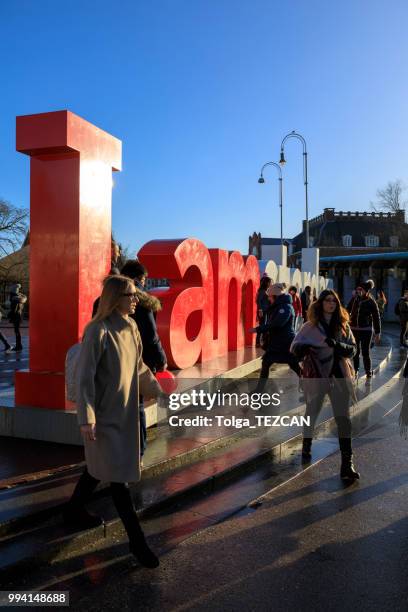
[8, 284, 27, 352]
[395, 290, 408, 347]
[346, 280, 381, 381]
[290, 289, 359, 480]
[64, 275, 162, 568]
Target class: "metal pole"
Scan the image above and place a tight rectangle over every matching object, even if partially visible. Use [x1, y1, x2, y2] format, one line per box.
[280, 131, 309, 248]
[258, 161, 283, 245]
[303, 150, 309, 249]
[279, 176, 283, 245]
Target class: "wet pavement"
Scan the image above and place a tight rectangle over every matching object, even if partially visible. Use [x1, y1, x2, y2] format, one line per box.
[0, 324, 406, 599]
[1, 387, 407, 611]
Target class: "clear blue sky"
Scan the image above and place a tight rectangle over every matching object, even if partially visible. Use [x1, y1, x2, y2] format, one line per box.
[1, 0, 408, 256]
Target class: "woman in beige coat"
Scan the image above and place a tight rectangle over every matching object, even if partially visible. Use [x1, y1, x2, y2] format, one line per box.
[64, 275, 162, 568]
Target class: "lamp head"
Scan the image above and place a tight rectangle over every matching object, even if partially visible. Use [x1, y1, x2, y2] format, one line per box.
[279, 150, 286, 166]
[258, 176, 265, 184]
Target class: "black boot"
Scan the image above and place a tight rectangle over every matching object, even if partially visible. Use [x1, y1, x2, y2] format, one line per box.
[111, 483, 159, 568]
[301, 438, 312, 462]
[339, 438, 360, 480]
[63, 469, 104, 529]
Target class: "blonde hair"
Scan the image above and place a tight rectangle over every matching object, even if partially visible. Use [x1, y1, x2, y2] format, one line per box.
[84, 275, 135, 334]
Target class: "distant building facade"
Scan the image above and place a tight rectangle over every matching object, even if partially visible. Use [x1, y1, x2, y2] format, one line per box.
[250, 207, 408, 320]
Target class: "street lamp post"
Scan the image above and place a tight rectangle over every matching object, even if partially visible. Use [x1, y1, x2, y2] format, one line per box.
[258, 161, 283, 245]
[279, 131, 309, 248]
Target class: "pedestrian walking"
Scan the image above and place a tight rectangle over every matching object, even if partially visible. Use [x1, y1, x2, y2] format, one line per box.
[300, 285, 312, 321]
[120, 260, 167, 461]
[64, 275, 162, 568]
[399, 355, 408, 438]
[289, 286, 302, 331]
[291, 289, 359, 480]
[376, 290, 387, 322]
[0, 305, 12, 352]
[7, 284, 27, 352]
[252, 283, 301, 392]
[255, 276, 271, 347]
[395, 290, 408, 347]
[347, 280, 381, 381]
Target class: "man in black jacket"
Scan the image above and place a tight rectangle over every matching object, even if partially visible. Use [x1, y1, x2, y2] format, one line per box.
[347, 279, 381, 380]
[252, 283, 301, 392]
[121, 260, 167, 461]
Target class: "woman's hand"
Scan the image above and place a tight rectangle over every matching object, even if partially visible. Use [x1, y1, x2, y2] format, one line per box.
[80, 424, 96, 442]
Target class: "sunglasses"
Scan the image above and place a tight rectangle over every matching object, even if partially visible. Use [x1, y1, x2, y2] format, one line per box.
[121, 293, 138, 299]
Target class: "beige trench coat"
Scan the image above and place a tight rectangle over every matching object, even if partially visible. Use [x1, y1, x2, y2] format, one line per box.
[76, 310, 161, 483]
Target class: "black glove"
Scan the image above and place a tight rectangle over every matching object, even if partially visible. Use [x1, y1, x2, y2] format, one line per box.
[325, 337, 337, 348]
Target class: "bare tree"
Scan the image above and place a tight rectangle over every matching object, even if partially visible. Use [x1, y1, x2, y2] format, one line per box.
[370, 179, 408, 213]
[0, 198, 29, 257]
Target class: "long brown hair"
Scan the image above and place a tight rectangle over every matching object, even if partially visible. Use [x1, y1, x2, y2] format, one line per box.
[308, 289, 349, 334]
[84, 275, 135, 334]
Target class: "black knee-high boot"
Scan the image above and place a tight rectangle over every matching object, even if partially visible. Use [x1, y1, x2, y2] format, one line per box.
[63, 468, 103, 528]
[110, 483, 159, 568]
[339, 438, 360, 480]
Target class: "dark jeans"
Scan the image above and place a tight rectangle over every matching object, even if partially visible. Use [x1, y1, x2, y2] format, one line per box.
[400, 320, 408, 345]
[303, 380, 352, 441]
[256, 315, 266, 347]
[139, 398, 147, 457]
[353, 329, 372, 375]
[256, 350, 301, 392]
[68, 468, 144, 542]
[0, 330, 10, 349]
[13, 320, 22, 350]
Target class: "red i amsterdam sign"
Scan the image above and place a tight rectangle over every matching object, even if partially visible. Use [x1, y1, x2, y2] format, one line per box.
[138, 239, 260, 369]
[14, 109, 259, 409]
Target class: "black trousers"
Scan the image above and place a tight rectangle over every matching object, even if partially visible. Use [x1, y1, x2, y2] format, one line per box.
[260, 351, 302, 379]
[256, 350, 301, 393]
[13, 320, 22, 350]
[256, 315, 266, 347]
[68, 468, 144, 542]
[353, 329, 372, 375]
[400, 320, 408, 345]
[0, 330, 10, 349]
[303, 381, 352, 443]
[139, 397, 147, 457]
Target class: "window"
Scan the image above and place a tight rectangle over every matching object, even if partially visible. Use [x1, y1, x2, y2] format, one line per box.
[342, 234, 352, 247]
[390, 236, 399, 248]
[365, 235, 379, 247]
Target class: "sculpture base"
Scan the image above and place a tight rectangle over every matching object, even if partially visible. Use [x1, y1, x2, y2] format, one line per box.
[15, 370, 67, 410]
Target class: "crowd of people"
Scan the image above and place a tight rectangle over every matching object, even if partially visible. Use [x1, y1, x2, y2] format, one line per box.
[253, 277, 385, 483]
[3, 250, 407, 570]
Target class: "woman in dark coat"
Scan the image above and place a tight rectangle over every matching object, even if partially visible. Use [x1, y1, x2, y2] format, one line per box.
[120, 260, 167, 459]
[346, 280, 381, 379]
[64, 275, 162, 568]
[291, 289, 359, 480]
[255, 276, 271, 347]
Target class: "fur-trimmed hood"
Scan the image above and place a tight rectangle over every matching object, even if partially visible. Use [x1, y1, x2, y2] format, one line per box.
[134, 287, 162, 313]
